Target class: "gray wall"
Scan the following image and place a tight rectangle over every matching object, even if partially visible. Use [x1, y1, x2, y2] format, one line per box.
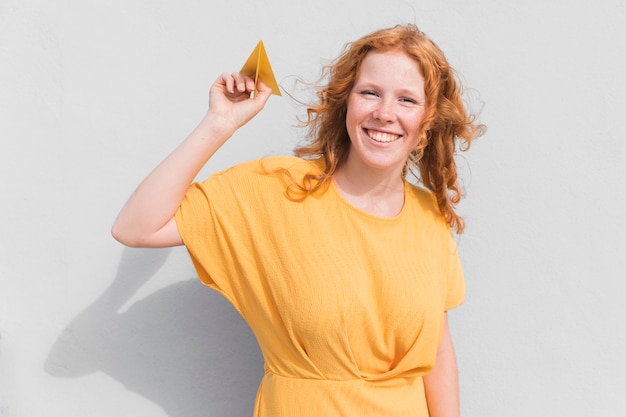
[1, 0, 625, 416]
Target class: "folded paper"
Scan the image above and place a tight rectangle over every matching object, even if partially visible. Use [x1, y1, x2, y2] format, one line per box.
[240, 40, 281, 96]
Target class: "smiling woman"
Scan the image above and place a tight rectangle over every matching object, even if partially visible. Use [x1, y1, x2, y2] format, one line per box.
[337, 48, 428, 216]
[112, 24, 485, 417]
[296, 25, 485, 232]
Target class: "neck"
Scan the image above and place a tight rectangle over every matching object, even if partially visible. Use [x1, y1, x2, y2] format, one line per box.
[333, 161, 406, 217]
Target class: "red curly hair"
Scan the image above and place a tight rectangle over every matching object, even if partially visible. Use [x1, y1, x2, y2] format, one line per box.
[290, 24, 485, 233]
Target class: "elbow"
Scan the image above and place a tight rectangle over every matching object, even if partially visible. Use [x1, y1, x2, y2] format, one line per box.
[111, 220, 140, 248]
[111, 214, 180, 248]
[111, 219, 180, 248]
[111, 225, 129, 247]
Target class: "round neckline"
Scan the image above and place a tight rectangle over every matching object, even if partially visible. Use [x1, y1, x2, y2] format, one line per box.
[329, 179, 408, 222]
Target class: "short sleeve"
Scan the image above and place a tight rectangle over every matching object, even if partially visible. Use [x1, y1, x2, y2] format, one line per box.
[174, 166, 251, 312]
[444, 232, 465, 311]
[174, 156, 320, 318]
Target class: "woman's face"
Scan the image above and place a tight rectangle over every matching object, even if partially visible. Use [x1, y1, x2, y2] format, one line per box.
[345, 48, 427, 175]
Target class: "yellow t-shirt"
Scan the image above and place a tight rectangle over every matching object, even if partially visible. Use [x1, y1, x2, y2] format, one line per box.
[175, 156, 465, 416]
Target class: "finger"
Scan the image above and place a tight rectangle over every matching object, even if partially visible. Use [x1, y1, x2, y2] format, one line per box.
[220, 72, 235, 94]
[245, 76, 257, 93]
[256, 77, 274, 96]
[254, 78, 273, 105]
[231, 72, 250, 93]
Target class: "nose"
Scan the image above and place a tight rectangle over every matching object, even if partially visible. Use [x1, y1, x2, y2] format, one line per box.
[373, 99, 396, 123]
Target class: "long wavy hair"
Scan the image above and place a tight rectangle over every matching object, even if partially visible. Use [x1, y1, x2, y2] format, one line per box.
[289, 24, 485, 233]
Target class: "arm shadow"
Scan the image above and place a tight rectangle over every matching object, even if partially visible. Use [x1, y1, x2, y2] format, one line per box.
[45, 247, 264, 417]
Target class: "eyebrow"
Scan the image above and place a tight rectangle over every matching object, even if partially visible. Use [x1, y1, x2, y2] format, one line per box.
[353, 80, 425, 98]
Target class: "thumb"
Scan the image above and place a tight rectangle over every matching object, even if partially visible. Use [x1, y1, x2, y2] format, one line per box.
[254, 78, 273, 105]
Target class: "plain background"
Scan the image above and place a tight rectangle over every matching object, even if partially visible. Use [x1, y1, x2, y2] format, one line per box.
[1, 0, 625, 416]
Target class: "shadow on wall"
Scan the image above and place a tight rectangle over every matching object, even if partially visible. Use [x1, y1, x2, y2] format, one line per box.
[45, 247, 264, 417]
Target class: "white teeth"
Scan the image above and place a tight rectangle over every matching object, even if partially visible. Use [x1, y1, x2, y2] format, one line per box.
[366, 129, 401, 143]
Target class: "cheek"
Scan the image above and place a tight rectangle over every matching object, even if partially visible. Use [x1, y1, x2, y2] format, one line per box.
[413, 108, 429, 130]
[345, 100, 363, 133]
[399, 109, 425, 133]
[346, 95, 375, 121]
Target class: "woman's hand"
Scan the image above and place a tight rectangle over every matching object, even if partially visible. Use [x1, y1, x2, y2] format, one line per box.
[206, 72, 273, 134]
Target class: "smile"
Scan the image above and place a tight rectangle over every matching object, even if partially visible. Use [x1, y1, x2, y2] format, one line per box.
[365, 128, 402, 143]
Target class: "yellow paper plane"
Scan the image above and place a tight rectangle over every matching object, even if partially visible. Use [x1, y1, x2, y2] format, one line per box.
[240, 40, 281, 96]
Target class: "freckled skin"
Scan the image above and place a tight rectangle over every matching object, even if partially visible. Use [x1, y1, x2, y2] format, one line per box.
[344, 49, 427, 177]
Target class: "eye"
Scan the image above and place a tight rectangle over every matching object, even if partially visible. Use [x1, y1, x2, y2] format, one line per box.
[359, 90, 379, 98]
[399, 97, 418, 105]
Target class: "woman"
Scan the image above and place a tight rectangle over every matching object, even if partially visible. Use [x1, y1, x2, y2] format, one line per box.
[112, 24, 484, 417]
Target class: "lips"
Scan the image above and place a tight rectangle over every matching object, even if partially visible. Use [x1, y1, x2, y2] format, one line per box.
[364, 128, 402, 143]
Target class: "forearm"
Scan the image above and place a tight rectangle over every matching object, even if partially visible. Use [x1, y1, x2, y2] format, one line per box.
[112, 73, 271, 247]
[423, 313, 460, 417]
[111, 113, 235, 247]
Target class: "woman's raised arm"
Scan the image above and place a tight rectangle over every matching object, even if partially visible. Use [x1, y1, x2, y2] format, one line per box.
[111, 73, 272, 248]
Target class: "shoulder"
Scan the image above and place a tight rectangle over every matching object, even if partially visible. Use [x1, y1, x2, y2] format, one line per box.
[405, 182, 449, 227]
[212, 156, 320, 178]
[257, 155, 323, 176]
[406, 182, 438, 209]
[200, 156, 322, 194]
